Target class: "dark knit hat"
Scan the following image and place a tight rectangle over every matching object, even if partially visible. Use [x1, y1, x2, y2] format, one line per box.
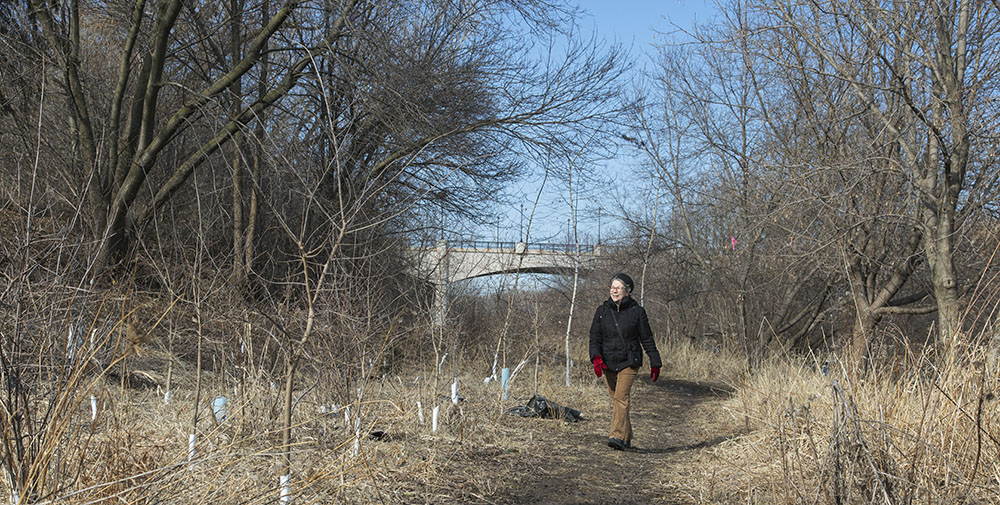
[611, 273, 634, 293]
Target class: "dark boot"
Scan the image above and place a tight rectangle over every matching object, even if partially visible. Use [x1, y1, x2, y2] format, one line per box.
[607, 438, 626, 451]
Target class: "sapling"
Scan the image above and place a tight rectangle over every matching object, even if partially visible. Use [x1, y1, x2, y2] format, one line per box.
[508, 359, 528, 385]
[352, 417, 361, 456]
[564, 163, 581, 388]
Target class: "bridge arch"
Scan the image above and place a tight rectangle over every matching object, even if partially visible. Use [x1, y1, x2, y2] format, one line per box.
[410, 240, 602, 325]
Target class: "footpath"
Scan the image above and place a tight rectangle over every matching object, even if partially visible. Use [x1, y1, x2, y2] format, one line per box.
[498, 378, 740, 505]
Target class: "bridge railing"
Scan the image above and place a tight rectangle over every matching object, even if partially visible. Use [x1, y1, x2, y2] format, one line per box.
[446, 240, 595, 253]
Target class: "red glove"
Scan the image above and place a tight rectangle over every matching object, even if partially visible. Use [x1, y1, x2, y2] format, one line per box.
[592, 356, 607, 378]
[650, 366, 660, 382]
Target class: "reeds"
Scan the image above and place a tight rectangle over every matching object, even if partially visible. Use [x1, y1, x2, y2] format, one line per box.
[1, 315, 609, 504]
[694, 332, 1000, 504]
[5, 288, 999, 504]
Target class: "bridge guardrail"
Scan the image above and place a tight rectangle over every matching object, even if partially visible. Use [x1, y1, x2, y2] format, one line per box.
[443, 240, 595, 253]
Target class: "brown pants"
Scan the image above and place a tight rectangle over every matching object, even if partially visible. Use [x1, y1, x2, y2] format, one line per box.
[604, 366, 638, 442]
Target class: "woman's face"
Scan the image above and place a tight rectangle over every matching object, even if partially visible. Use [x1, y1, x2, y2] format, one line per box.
[609, 279, 627, 303]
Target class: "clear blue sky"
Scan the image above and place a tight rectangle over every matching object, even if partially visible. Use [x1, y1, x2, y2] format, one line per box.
[573, 0, 715, 51]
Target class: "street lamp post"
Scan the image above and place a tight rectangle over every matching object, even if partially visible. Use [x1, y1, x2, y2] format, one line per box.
[520, 203, 524, 242]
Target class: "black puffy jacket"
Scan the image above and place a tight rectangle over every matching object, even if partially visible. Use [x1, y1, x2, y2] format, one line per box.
[589, 296, 662, 372]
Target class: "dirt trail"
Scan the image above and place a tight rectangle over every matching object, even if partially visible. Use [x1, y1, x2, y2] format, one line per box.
[497, 378, 740, 505]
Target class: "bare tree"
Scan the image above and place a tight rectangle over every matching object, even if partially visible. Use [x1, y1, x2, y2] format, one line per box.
[7, 0, 628, 301]
[629, 24, 804, 361]
[631, 0, 1000, 365]
[754, 0, 1000, 343]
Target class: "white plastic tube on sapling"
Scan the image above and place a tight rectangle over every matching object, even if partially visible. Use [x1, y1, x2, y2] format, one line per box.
[279, 474, 291, 504]
[67, 326, 81, 361]
[211, 396, 227, 424]
[500, 368, 510, 400]
[483, 353, 498, 383]
[432, 405, 439, 433]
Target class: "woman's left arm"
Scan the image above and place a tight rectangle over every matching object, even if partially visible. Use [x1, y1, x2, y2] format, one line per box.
[637, 307, 662, 368]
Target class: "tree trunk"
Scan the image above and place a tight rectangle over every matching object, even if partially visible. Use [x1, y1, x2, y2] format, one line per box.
[243, 0, 269, 291]
[94, 201, 130, 279]
[922, 0, 969, 345]
[565, 265, 578, 387]
[846, 226, 924, 364]
[230, 0, 247, 293]
[280, 353, 296, 479]
[925, 213, 961, 343]
[87, 0, 343, 281]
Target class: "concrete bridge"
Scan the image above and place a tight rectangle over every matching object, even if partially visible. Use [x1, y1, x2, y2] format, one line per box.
[410, 240, 603, 324]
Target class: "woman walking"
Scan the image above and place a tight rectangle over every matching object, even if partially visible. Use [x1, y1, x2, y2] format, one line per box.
[589, 273, 662, 450]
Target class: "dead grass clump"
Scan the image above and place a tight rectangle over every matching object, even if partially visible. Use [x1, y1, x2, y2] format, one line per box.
[73, 409, 174, 503]
[658, 336, 746, 385]
[702, 341, 1000, 504]
[8, 350, 607, 505]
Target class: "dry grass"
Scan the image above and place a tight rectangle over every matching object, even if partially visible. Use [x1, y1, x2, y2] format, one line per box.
[658, 337, 747, 386]
[7, 316, 1000, 504]
[693, 339, 1000, 504]
[2, 331, 616, 505]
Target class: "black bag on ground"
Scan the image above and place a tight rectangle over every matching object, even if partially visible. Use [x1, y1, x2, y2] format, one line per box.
[507, 394, 582, 422]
